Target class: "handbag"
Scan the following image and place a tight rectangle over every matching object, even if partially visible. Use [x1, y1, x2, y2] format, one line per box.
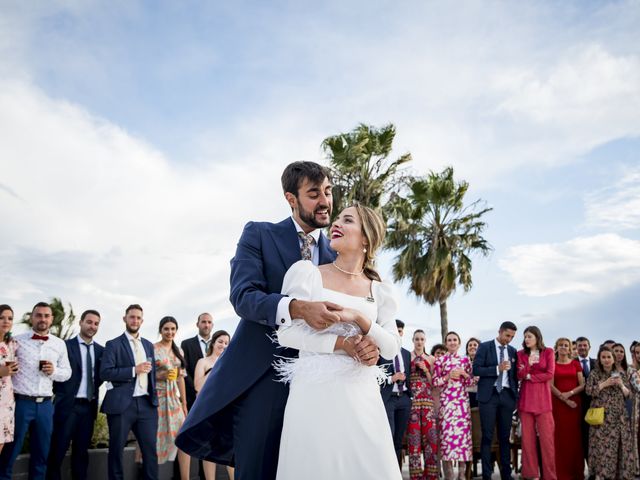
[585, 407, 605, 426]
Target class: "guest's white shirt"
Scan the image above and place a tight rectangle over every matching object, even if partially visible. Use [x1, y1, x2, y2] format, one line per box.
[125, 331, 149, 397]
[13, 331, 72, 397]
[276, 217, 321, 327]
[75, 335, 95, 399]
[494, 339, 511, 388]
[198, 335, 210, 356]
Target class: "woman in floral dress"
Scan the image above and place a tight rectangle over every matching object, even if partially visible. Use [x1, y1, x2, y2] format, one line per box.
[433, 331, 475, 480]
[0, 305, 18, 453]
[154, 316, 189, 479]
[585, 345, 635, 480]
[407, 329, 438, 480]
[630, 342, 640, 476]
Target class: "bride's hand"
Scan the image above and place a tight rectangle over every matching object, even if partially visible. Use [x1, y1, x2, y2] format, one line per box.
[338, 335, 362, 359]
[338, 308, 372, 334]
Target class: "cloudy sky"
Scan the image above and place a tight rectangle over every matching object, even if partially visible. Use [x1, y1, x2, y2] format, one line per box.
[1, 1, 639, 355]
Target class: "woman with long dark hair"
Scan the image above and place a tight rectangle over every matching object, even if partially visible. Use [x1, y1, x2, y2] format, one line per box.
[154, 316, 189, 479]
[586, 345, 635, 479]
[516, 326, 556, 480]
[0, 305, 18, 454]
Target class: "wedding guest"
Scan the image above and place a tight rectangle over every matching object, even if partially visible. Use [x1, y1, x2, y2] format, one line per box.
[430, 343, 446, 437]
[433, 331, 474, 480]
[551, 337, 584, 480]
[181, 313, 213, 410]
[0, 305, 18, 455]
[585, 345, 635, 480]
[575, 336, 595, 471]
[571, 341, 578, 360]
[193, 330, 233, 480]
[431, 344, 446, 359]
[193, 330, 230, 393]
[613, 343, 629, 373]
[100, 304, 158, 480]
[0, 302, 72, 480]
[48, 310, 104, 480]
[517, 325, 556, 480]
[379, 319, 412, 469]
[154, 317, 189, 479]
[630, 342, 640, 475]
[473, 322, 518, 480]
[407, 329, 438, 480]
[465, 337, 480, 408]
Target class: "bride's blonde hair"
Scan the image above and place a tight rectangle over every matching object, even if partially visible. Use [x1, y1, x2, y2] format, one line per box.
[350, 203, 386, 282]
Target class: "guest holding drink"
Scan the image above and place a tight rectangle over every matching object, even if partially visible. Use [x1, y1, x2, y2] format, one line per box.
[517, 326, 557, 480]
[0, 305, 18, 454]
[154, 317, 189, 479]
[585, 345, 635, 480]
[551, 337, 584, 480]
[193, 330, 233, 480]
[433, 331, 474, 480]
[407, 329, 438, 480]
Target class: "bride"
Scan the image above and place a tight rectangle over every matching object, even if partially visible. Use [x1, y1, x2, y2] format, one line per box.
[275, 203, 402, 480]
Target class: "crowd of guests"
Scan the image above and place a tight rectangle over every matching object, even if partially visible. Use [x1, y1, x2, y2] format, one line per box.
[380, 320, 640, 480]
[0, 302, 231, 480]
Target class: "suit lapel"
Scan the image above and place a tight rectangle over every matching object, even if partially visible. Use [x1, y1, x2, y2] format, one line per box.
[68, 337, 81, 371]
[120, 333, 135, 366]
[269, 218, 302, 269]
[488, 341, 498, 366]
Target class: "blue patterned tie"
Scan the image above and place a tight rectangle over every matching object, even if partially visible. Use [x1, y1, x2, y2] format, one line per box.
[298, 232, 313, 261]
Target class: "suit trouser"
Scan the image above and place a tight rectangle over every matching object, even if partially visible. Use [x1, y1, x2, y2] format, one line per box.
[521, 411, 557, 480]
[384, 392, 412, 459]
[0, 397, 53, 480]
[107, 396, 158, 480]
[47, 399, 94, 480]
[233, 367, 289, 480]
[478, 388, 515, 480]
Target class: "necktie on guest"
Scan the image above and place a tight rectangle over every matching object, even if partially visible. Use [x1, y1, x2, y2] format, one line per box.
[581, 358, 589, 376]
[83, 343, 94, 400]
[133, 337, 148, 392]
[497, 345, 506, 392]
[298, 232, 314, 261]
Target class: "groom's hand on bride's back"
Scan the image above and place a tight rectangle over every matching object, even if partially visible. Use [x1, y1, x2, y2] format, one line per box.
[354, 336, 380, 366]
[289, 300, 343, 330]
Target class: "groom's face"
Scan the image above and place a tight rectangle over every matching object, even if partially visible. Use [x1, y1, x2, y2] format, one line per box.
[288, 177, 333, 231]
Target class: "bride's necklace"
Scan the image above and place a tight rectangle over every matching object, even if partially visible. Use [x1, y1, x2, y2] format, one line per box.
[332, 261, 364, 276]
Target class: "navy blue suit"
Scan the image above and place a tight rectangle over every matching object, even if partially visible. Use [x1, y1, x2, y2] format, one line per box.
[100, 333, 158, 480]
[176, 218, 335, 480]
[473, 340, 518, 480]
[379, 347, 412, 462]
[47, 337, 103, 480]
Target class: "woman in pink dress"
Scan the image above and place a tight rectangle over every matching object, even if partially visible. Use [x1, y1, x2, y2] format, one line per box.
[433, 331, 474, 480]
[0, 304, 19, 453]
[517, 326, 557, 480]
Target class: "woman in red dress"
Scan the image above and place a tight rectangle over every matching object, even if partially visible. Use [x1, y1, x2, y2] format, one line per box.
[407, 329, 439, 480]
[551, 337, 585, 480]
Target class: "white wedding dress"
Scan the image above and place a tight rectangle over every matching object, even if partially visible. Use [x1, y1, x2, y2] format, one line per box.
[275, 260, 402, 480]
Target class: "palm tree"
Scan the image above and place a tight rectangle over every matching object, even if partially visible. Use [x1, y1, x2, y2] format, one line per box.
[21, 297, 77, 339]
[321, 123, 413, 220]
[387, 167, 492, 340]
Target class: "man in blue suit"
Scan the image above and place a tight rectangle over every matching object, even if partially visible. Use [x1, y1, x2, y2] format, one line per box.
[472, 321, 518, 480]
[47, 310, 104, 480]
[100, 304, 158, 480]
[379, 319, 412, 468]
[177, 161, 380, 480]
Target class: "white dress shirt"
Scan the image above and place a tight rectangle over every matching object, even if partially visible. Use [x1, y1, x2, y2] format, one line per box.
[75, 335, 95, 399]
[198, 335, 210, 356]
[13, 331, 72, 397]
[276, 217, 322, 327]
[125, 331, 149, 397]
[494, 339, 511, 389]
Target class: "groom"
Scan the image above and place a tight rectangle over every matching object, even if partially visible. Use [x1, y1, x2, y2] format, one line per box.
[177, 161, 380, 480]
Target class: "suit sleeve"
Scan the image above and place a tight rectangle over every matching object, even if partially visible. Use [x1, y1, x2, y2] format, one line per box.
[100, 341, 135, 382]
[229, 222, 285, 328]
[472, 343, 498, 378]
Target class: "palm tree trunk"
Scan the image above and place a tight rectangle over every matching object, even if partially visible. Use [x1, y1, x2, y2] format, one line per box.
[439, 300, 448, 342]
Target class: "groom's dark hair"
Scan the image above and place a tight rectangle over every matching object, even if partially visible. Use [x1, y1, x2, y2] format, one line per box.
[281, 161, 331, 196]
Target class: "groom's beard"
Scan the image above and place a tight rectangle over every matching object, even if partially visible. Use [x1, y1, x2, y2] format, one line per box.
[298, 203, 332, 229]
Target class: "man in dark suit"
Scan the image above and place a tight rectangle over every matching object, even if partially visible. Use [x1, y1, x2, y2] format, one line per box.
[100, 304, 158, 480]
[47, 310, 104, 480]
[177, 161, 380, 480]
[379, 319, 412, 468]
[181, 312, 214, 410]
[473, 321, 519, 480]
[576, 336, 596, 478]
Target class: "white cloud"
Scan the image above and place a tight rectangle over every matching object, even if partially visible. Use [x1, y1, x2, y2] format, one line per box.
[584, 167, 640, 230]
[499, 234, 640, 296]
